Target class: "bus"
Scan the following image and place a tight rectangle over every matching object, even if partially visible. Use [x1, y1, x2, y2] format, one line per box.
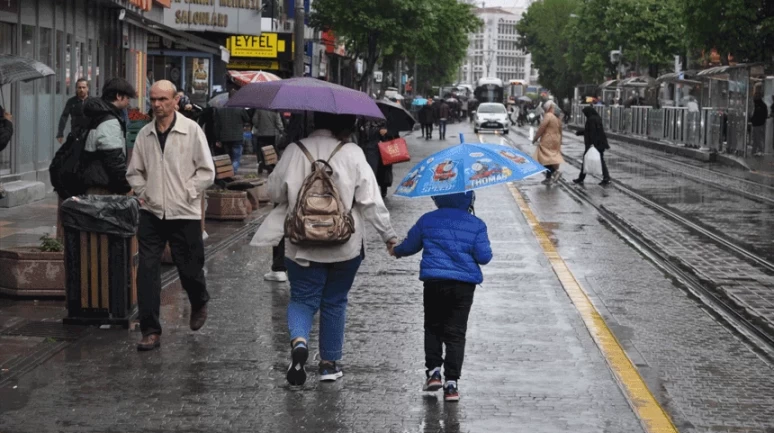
[474, 77, 504, 103]
[509, 79, 528, 101]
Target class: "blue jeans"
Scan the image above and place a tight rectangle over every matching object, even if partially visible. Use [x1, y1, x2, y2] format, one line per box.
[224, 141, 243, 172]
[285, 256, 362, 361]
[439, 119, 447, 138]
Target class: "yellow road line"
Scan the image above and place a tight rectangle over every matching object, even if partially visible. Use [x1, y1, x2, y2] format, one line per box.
[508, 184, 678, 433]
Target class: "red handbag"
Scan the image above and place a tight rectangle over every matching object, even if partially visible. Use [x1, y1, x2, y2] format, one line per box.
[378, 138, 411, 165]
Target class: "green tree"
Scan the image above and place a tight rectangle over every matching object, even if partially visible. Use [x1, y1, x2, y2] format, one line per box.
[516, 0, 581, 100]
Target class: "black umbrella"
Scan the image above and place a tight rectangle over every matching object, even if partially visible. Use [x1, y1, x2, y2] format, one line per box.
[0, 54, 55, 105]
[375, 99, 416, 132]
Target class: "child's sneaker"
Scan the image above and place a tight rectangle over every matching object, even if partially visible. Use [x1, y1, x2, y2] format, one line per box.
[444, 381, 460, 402]
[286, 341, 308, 386]
[423, 367, 443, 391]
[319, 361, 343, 382]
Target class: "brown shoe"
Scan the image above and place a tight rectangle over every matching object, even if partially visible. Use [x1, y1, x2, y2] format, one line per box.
[137, 334, 161, 351]
[190, 303, 208, 331]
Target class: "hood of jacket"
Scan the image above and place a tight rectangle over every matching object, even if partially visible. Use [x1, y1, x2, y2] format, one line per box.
[83, 97, 120, 119]
[432, 191, 474, 210]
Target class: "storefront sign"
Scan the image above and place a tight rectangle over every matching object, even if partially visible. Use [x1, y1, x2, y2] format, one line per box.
[129, 0, 152, 11]
[226, 59, 281, 71]
[165, 0, 262, 34]
[226, 33, 293, 61]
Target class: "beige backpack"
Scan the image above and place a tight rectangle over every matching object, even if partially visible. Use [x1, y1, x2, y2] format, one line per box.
[284, 141, 355, 246]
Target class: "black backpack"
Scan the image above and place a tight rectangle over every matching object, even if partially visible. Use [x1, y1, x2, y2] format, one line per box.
[49, 114, 113, 200]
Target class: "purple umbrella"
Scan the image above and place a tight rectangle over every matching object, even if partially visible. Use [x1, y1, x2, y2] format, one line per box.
[225, 77, 385, 120]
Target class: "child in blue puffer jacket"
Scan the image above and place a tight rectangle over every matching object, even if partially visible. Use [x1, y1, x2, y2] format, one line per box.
[391, 190, 492, 402]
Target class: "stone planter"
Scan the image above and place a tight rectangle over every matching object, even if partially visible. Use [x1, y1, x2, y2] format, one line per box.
[206, 191, 250, 221]
[0, 248, 65, 297]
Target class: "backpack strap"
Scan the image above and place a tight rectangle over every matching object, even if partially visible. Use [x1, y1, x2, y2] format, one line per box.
[295, 140, 346, 164]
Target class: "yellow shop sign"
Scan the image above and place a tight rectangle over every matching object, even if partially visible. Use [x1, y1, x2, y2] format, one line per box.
[227, 34, 288, 58]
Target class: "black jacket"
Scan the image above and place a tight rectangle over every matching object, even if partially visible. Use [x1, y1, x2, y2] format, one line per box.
[575, 106, 609, 151]
[57, 96, 89, 138]
[419, 105, 435, 124]
[0, 118, 12, 153]
[80, 97, 131, 194]
[751, 99, 768, 127]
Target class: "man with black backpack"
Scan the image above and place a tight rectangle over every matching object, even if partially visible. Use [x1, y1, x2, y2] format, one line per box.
[49, 77, 134, 198]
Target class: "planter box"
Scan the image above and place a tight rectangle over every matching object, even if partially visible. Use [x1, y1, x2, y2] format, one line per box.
[206, 191, 250, 220]
[0, 249, 65, 297]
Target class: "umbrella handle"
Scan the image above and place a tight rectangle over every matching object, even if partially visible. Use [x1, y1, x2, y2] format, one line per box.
[459, 133, 464, 143]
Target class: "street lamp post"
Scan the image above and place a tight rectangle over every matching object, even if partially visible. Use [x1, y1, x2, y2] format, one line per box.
[294, 0, 305, 77]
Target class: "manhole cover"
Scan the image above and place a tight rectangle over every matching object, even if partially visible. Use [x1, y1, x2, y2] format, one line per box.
[1, 321, 87, 341]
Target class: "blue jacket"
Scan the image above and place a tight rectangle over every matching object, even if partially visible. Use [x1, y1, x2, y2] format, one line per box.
[394, 191, 492, 284]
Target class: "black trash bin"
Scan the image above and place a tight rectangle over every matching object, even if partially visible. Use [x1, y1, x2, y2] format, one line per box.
[61, 195, 140, 327]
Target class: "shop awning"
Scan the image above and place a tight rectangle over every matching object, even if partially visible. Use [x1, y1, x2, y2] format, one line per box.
[619, 76, 656, 88]
[122, 10, 230, 62]
[656, 71, 702, 85]
[697, 63, 765, 77]
[598, 79, 618, 89]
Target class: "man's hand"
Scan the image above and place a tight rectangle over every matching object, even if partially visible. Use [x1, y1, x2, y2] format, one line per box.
[57, 137, 63, 144]
[184, 104, 193, 111]
[3, 111, 12, 122]
[379, 128, 388, 136]
[216, 141, 223, 148]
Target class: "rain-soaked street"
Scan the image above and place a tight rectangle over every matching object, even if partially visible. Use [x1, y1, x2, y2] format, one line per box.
[2, 121, 774, 432]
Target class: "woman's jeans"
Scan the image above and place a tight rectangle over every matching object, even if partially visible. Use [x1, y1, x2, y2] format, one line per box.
[285, 256, 362, 361]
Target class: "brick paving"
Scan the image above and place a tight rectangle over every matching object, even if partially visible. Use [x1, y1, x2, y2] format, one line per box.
[0, 124, 643, 433]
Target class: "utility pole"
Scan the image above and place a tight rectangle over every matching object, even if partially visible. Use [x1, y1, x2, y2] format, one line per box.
[293, 0, 305, 77]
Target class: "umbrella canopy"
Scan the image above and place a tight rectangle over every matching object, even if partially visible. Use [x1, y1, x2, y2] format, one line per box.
[518, 96, 532, 102]
[376, 99, 416, 131]
[208, 92, 230, 108]
[394, 142, 546, 198]
[0, 54, 55, 86]
[411, 98, 428, 106]
[227, 70, 281, 87]
[226, 77, 385, 120]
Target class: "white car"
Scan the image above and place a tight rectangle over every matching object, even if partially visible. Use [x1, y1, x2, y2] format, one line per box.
[474, 103, 510, 134]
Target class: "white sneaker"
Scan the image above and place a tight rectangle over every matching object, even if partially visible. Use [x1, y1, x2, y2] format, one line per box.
[264, 271, 288, 282]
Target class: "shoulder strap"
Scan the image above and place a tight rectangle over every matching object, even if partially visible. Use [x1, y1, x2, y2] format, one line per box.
[327, 141, 345, 163]
[294, 140, 315, 165]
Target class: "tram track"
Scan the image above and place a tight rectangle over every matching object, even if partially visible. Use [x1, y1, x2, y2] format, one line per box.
[499, 128, 774, 361]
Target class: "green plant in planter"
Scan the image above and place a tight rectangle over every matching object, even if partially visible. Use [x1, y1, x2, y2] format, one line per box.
[40, 234, 64, 252]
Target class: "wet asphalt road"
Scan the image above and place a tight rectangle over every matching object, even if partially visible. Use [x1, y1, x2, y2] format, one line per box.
[0, 123, 644, 433]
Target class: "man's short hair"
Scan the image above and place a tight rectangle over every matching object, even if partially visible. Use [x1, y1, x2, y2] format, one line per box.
[76, 78, 89, 86]
[102, 77, 137, 102]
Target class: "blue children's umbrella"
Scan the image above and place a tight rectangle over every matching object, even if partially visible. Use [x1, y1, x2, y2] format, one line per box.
[394, 138, 546, 198]
[411, 97, 428, 106]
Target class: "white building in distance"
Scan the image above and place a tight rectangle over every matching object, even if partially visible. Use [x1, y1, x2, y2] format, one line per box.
[458, 4, 538, 86]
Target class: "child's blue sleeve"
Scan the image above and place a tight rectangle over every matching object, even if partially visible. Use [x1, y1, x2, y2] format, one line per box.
[393, 217, 424, 258]
[473, 222, 492, 265]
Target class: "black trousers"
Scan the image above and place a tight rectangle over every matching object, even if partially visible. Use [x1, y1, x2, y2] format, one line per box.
[423, 123, 434, 139]
[272, 237, 286, 272]
[137, 211, 209, 336]
[577, 147, 610, 181]
[423, 280, 475, 381]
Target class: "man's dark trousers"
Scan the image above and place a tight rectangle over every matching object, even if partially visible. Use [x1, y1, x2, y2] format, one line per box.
[137, 211, 209, 336]
[423, 280, 475, 381]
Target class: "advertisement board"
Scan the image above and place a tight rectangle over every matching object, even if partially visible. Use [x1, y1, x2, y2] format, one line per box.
[164, 0, 262, 34]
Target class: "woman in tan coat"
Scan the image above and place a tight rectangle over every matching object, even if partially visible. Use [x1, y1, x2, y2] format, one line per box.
[532, 101, 564, 184]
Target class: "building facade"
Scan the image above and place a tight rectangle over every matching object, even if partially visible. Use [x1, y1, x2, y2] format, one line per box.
[458, 6, 533, 87]
[0, 0, 168, 193]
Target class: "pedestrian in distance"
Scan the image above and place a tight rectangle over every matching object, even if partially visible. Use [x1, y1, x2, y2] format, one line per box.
[252, 108, 285, 172]
[80, 77, 135, 196]
[390, 191, 492, 402]
[573, 106, 611, 186]
[127, 80, 216, 351]
[438, 99, 450, 140]
[214, 80, 251, 173]
[419, 100, 435, 140]
[56, 78, 90, 144]
[252, 112, 397, 386]
[0, 105, 13, 199]
[751, 90, 768, 157]
[532, 100, 564, 184]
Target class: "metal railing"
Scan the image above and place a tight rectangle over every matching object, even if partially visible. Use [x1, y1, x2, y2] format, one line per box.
[570, 102, 729, 153]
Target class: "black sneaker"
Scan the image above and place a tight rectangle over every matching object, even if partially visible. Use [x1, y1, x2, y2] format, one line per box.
[423, 368, 443, 391]
[319, 361, 343, 382]
[444, 381, 460, 402]
[572, 178, 584, 185]
[599, 179, 611, 186]
[286, 341, 308, 386]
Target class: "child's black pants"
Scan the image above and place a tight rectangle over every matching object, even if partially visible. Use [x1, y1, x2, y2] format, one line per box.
[423, 280, 476, 381]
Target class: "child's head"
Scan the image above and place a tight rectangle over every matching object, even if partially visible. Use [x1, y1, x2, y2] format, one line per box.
[431, 191, 475, 211]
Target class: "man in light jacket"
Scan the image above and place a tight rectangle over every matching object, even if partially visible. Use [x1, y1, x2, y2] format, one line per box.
[127, 80, 215, 351]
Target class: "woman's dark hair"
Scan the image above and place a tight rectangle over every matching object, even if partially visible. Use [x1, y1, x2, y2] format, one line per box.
[101, 77, 137, 102]
[314, 112, 356, 138]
